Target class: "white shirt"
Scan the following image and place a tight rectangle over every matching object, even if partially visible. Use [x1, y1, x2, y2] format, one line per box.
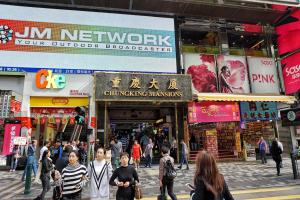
[87, 160, 113, 200]
[39, 146, 48, 161]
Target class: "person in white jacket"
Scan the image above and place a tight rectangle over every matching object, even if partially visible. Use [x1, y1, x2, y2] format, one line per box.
[88, 147, 113, 200]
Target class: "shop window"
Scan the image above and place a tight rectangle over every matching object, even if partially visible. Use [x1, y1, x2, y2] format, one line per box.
[181, 30, 220, 54]
[228, 32, 268, 57]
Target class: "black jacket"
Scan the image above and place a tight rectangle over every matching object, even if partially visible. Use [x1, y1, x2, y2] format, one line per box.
[55, 152, 69, 173]
[41, 158, 53, 178]
[191, 178, 234, 200]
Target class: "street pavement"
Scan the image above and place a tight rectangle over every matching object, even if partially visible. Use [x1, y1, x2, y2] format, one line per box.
[1, 157, 300, 199]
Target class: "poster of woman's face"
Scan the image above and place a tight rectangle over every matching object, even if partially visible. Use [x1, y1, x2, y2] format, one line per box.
[217, 55, 250, 94]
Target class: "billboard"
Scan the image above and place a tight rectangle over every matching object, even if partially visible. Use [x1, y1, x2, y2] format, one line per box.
[281, 108, 300, 127]
[247, 57, 280, 94]
[2, 123, 21, 155]
[0, 5, 176, 74]
[240, 102, 278, 121]
[188, 101, 240, 123]
[217, 55, 250, 93]
[281, 52, 300, 94]
[184, 54, 217, 93]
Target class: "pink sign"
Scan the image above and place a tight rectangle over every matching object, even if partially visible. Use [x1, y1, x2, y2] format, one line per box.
[188, 101, 240, 123]
[2, 123, 21, 155]
[281, 52, 300, 94]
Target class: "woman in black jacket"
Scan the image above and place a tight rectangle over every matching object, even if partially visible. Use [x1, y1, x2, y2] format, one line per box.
[190, 151, 234, 200]
[34, 150, 53, 200]
[270, 140, 283, 176]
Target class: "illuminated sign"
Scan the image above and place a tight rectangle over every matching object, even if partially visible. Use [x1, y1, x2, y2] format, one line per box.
[35, 69, 66, 89]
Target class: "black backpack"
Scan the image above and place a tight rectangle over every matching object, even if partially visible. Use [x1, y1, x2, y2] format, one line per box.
[165, 159, 177, 180]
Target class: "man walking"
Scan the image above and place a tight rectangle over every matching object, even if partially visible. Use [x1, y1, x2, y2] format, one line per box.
[178, 139, 189, 170]
[22, 140, 38, 181]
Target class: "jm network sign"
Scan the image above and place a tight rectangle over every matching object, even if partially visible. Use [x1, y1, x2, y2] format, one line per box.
[0, 5, 176, 73]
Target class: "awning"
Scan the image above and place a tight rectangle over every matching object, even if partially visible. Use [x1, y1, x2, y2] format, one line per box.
[196, 93, 296, 104]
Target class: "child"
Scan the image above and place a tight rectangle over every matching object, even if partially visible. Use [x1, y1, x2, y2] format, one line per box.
[51, 170, 62, 200]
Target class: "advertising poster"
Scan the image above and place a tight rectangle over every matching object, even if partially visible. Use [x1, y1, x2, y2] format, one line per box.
[0, 5, 176, 74]
[184, 53, 217, 93]
[240, 102, 278, 121]
[281, 52, 300, 94]
[217, 55, 250, 93]
[247, 57, 280, 94]
[2, 123, 21, 155]
[188, 101, 240, 123]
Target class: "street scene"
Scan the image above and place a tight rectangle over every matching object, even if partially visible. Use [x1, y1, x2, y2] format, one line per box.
[1, 0, 300, 200]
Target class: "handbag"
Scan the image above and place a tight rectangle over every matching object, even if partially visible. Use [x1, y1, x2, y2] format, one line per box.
[134, 182, 142, 199]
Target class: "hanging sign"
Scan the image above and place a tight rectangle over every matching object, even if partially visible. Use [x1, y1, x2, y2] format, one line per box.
[240, 102, 278, 121]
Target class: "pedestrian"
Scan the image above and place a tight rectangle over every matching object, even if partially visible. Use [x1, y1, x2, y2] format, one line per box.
[132, 140, 142, 169]
[109, 152, 140, 200]
[78, 142, 87, 165]
[258, 137, 268, 164]
[170, 137, 177, 162]
[116, 137, 123, 153]
[55, 145, 72, 173]
[10, 145, 20, 172]
[88, 147, 113, 200]
[22, 140, 38, 181]
[34, 150, 54, 200]
[159, 146, 177, 200]
[71, 140, 78, 151]
[111, 138, 121, 170]
[34, 141, 51, 184]
[61, 150, 88, 200]
[178, 139, 189, 170]
[140, 134, 149, 152]
[270, 140, 283, 176]
[144, 138, 154, 168]
[190, 151, 234, 200]
[163, 138, 171, 149]
[276, 138, 284, 168]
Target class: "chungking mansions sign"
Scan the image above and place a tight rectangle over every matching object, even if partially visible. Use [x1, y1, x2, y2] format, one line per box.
[95, 72, 192, 102]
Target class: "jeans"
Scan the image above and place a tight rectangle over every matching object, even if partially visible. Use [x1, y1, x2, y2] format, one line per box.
[275, 160, 281, 175]
[145, 155, 152, 167]
[161, 177, 177, 200]
[10, 157, 18, 170]
[39, 175, 51, 200]
[22, 155, 38, 181]
[260, 150, 267, 164]
[179, 153, 189, 168]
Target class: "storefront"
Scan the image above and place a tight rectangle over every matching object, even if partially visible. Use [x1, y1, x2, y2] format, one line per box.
[94, 72, 192, 159]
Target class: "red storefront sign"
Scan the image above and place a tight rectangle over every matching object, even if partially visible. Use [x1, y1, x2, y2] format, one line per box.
[2, 123, 21, 155]
[281, 52, 300, 94]
[188, 101, 240, 123]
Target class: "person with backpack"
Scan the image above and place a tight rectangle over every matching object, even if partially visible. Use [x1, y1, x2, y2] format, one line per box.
[270, 139, 283, 176]
[158, 146, 177, 200]
[190, 151, 234, 200]
[88, 147, 113, 200]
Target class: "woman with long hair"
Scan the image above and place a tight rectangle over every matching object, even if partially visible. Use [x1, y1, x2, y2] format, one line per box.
[61, 150, 88, 200]
[191, 151, 234, 200]
[270, 139, 283, 176]
[109, 152, 139, 200]
[88, 147, 113, 200]
[34, 150, 53, 200]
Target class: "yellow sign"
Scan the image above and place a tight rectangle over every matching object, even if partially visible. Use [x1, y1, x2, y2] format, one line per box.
[30, 97, 89, 107]
[130, 77, 141, 89]
[111, 77, 121, 88]
[168, 79, 178, 90]
[149, 78, 159, 89]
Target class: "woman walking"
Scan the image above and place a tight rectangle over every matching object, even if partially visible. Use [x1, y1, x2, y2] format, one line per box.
[10, 145, 20, 172]
[109, 152, 140, 200]
[190, 151, 234, 200]
[270, 139, 283, 176]
[34, 150, 53, 200]
[131, 140, 142, 169]
[88, 147, 113, 200]
[61, 150, 88, 200]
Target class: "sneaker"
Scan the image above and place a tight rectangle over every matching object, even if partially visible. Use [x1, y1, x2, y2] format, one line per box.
[12, 169, 15, 172]
[9, 169, 12, 172]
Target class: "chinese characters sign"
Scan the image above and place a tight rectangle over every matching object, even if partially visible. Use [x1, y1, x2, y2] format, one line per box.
[188, 102, 240, 123]
[95, 72, 192, 102]
[240, 102, 278, 121]
[2, 123, 21, 156]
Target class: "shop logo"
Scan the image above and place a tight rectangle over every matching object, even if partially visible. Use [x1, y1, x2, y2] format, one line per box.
[36, 69, 66, 89]
[0, 25, 13, 44]
[287, 111, 296, 121]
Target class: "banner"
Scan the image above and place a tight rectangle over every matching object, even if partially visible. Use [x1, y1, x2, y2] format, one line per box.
[13, 136, 27, 145]
[281, 52, 300, 94]
[240, 102, 278, 121]
[0, 5, 176, 74]
[247, 57, 280, 94]
[188, 101, 240, 123]
[281, 108, 300, 127]
[217, 55, 250, 93]
[184, 54, 217, 93]
[2, 123, 21, 155]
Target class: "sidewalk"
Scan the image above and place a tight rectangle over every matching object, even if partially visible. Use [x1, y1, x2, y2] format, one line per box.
[3, 157, 300, 200]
